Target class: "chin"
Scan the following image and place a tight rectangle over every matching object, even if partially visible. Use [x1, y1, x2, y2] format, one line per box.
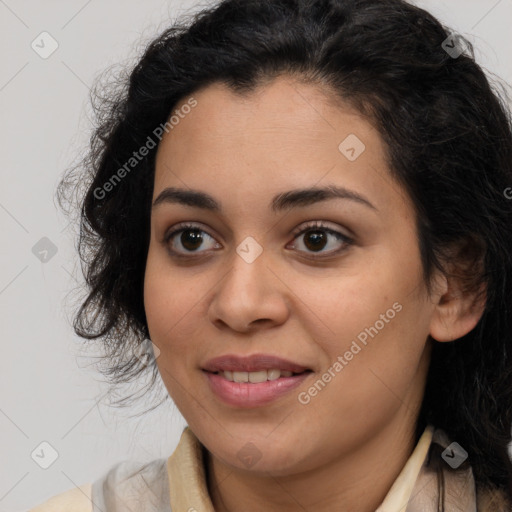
[211, 436, 308, 475]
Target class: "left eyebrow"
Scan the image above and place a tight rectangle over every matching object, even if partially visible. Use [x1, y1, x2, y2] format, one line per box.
[152, 184, 378, 213]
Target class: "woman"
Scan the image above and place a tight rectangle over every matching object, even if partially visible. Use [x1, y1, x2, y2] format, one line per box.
[30, 0, 512, 510]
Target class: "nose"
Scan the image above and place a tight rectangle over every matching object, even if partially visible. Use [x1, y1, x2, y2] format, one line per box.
[208, 247, 290, 333]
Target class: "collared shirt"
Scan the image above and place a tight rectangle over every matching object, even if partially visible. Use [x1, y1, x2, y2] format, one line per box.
[28, 423, 510, 511]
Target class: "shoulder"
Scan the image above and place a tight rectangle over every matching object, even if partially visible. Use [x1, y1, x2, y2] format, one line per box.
[90, 457, 172, 511]
[28, 457, 171, 512]
[28, 483, 93, 512]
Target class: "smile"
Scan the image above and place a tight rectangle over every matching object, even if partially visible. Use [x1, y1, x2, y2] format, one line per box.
[203, 369, 313, 407]
[215, 369, 306, 382]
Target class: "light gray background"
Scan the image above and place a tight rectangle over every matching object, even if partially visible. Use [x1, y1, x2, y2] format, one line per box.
[1, 0, 511, 510]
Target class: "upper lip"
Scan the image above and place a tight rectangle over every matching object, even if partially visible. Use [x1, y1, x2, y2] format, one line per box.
[202, 354, 311, 373]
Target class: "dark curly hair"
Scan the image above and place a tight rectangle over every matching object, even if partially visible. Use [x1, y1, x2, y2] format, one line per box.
[56, 0, 512, 504]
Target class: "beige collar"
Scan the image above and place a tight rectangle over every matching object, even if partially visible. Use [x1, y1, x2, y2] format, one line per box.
[376, 424, 434, 511]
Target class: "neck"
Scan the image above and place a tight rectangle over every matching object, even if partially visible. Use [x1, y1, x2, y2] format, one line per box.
[205, 410, 422, 512]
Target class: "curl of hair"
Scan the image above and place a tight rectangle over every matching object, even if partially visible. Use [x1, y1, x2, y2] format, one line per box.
[56, 0, 512, 501]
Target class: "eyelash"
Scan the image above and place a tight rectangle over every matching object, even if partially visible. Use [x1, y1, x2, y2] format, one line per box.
[162, 221, 354, 260]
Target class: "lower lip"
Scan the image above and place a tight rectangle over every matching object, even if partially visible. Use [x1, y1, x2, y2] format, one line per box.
[203, 370, 312, 408]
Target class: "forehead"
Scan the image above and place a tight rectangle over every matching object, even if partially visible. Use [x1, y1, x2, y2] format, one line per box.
[153, 76, 410, 217]
[156, 77, 370, 159]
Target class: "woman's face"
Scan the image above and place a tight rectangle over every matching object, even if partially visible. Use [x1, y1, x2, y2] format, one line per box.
[144, 76, 439, 475]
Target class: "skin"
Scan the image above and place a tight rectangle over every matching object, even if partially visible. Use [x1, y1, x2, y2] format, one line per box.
[143, 76, 485, 512]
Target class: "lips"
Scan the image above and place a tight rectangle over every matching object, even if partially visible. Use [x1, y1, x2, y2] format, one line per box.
[202, 353, 311, 373]
[204, 368, 312, 408]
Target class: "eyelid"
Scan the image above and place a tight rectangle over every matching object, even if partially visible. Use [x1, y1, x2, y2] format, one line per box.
[290, 220, 351, 239]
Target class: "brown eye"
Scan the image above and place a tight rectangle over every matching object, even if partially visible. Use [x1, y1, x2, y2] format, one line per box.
[178, 229, 204, 251]
[302, 230, 328, 252]
[163, 223, 220, 257]
[290, 221, 353, 258]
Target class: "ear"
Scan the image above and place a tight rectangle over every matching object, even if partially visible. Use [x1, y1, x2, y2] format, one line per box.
[428, 238, 487, 343]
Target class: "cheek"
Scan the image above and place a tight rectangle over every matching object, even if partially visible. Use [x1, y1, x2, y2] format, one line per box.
[288, 263, 404, 350]
[143, 249, 215, 378]
[143, 250, 193, 345]
[293, 253, 429, 396]
[143, 262, 198, 400]
[300, 305, 429, 446]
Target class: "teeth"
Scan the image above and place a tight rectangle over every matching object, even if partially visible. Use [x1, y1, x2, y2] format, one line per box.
[248, 370, 268, 383]
[220, 369, 296, 382]
[267, 369, 281, 380]
[233, 371, 248, 382]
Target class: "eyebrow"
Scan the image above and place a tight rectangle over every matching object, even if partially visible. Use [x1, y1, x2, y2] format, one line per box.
[152, 185, 378, 213]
